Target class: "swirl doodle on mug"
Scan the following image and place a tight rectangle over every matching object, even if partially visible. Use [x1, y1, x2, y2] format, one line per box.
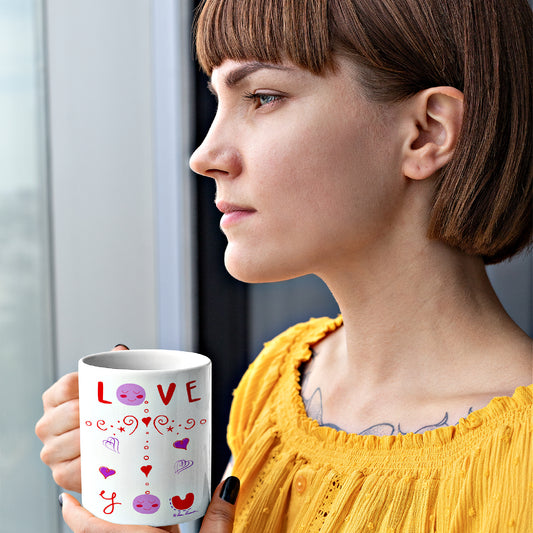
[154, 415, 169, 435]
[123, 415, 139, 435]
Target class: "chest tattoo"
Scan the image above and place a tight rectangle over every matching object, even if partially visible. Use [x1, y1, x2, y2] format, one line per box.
[300, 353, 474, 436]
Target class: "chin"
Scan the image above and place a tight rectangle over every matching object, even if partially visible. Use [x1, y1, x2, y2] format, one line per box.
[224, 248, 303, 285]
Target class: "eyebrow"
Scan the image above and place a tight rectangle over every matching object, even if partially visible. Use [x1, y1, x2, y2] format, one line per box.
[207, 62, 295, 95]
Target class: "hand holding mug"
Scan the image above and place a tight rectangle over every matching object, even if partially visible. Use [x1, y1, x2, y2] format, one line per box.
[35, 344, 129, 493]
[60, 476, 240, 533]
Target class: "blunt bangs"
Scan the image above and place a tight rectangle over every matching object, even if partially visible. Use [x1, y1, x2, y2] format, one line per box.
[194, 0, 332, 75]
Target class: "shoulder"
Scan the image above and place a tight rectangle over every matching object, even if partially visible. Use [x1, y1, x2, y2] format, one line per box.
[232, 316, 337, 408]
[227, 316, 340, 451]
[473, 384, 532, 463]
[241, 315, 341, 387]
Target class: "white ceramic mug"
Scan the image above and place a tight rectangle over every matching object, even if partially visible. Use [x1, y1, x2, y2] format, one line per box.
[78, 349, 211, 526]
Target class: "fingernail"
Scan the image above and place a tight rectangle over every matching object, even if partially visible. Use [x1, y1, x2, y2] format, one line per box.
[114, 343, 129, 349]
[220, 476, 240, 505]
[58, 493, 64, 507]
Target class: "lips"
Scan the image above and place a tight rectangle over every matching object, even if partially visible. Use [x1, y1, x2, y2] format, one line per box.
[215, 200, 255, 214]
[216, 200, 256, 228]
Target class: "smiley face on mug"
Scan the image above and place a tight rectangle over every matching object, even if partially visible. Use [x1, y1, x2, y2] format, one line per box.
[116, 383, 146, 406]
[132, 494, 161, 514]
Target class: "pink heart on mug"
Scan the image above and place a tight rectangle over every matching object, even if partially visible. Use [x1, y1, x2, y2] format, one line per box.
[173, 438, 190, 450]
[99, 466, 116, 479]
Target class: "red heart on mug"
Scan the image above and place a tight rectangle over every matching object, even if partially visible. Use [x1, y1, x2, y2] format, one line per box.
[142, 417, 151, 427]
[141, 465, 152, 477]
[171, 493, 195, 510]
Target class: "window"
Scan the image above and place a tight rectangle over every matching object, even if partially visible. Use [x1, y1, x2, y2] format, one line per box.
[0, 0, 58, 530]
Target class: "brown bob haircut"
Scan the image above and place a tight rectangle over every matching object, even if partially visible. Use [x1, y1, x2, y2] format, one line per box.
[195, 0, 532, 264]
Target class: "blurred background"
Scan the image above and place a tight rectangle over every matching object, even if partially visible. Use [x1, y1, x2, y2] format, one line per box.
[0, 1, 531, 532]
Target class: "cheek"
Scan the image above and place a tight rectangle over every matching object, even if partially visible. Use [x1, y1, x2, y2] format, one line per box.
[257, 122, 380, 220]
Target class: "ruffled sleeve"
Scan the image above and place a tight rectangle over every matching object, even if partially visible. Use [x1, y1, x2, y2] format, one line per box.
[228, 323, 299, 455]
[227, 317, 339, 458]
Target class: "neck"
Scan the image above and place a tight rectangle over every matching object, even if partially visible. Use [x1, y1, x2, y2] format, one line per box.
[318, 239, 529, 400]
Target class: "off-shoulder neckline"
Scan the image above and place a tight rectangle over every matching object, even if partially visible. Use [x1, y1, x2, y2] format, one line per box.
[283, 315, 532, 452]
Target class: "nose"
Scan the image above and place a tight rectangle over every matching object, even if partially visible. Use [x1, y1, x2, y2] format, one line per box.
[189, 118, 242, 180]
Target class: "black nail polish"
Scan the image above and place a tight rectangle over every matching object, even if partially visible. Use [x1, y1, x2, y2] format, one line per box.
[58, 494, 64, 507]
[220, 476, 240, 505]
[114, 343, 129, 350]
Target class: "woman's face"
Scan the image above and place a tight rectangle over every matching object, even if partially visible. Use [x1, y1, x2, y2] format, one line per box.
[190, 57, 407, 283]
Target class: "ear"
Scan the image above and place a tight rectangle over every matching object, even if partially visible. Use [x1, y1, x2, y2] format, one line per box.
[401, 87, 463, 180]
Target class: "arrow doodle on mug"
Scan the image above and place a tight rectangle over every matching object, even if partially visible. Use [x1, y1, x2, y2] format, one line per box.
[174, 459, 194, 474]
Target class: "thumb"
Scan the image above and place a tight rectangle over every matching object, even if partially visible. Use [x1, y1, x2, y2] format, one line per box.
[113, 344, 129, 351]
[200, 477, 240, 533]
[60, 493, 121, 533]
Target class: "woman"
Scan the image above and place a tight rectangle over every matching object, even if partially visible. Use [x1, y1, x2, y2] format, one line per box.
[37, 0, 532, 531]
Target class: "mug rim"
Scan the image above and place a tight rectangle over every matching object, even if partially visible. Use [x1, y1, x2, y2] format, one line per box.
[79, 349, 211, 372]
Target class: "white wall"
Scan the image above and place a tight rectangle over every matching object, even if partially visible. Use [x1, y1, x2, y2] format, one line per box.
[46, 0, 158, 376]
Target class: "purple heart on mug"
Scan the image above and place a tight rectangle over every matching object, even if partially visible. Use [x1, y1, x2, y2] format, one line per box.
[173, 438, 190, 450]
[99, 466, 116, 479]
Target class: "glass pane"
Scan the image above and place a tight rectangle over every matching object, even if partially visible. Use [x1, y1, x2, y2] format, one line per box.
[0, 0, 58, 530]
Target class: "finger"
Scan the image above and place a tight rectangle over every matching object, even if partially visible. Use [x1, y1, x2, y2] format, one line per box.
[113, 344, 129, 351]
[50, 456, 82, 493]
[61, 493, 171, 533]
[61, 492, 122, 533]
[42, 372, 79, 409]
[200, 477, 240, 533]
[39, 426, 80, 464]
[36, 397, 79, 441]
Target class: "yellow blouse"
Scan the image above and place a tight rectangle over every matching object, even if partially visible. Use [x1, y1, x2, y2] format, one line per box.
[227, 316, 532, 532]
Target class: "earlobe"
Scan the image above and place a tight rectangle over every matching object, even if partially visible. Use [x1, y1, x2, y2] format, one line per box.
[402, 87, 464, 181]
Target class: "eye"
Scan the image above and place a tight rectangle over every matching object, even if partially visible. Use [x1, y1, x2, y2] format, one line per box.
[243, 92, 282, 108]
